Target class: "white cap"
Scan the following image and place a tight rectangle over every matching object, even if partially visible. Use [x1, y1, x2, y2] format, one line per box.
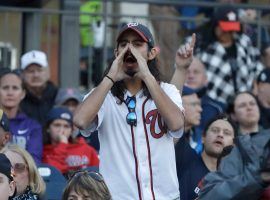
[21, 50, 48, 70]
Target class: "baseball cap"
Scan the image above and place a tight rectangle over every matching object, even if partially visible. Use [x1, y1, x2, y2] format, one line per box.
[117, 22, 155, 47]
[46, 107, 73, 126]
[214, 7, 240, 32]
[0, 153, 13, 181]
[55, 88, 82, 106]
[182, 86, 197, 96]
[21, 50, 48, 70]
[257, 68, 270, 84]
[0, 109, 9, 132]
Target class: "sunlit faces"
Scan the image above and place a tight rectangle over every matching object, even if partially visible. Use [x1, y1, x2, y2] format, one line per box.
[48, 119, 73, 144]
[0, 73, 25, 109]
[22, 64, 49, 89]
[116, 30, 157, 76]
[0, 173, 15, 200]
[67, 190, 93, 200]
[203, 119, 234, 158]
[182, 94, 202, 127]
[4, 150, 29, 195]
[185, 58, 208, 89]
[232, 92, 260, 126]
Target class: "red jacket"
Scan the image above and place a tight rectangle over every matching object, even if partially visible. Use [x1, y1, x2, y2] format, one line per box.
[42, 137, 99, 173]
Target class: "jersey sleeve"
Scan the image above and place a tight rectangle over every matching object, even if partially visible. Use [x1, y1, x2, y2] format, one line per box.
[161, 82, 184, 138]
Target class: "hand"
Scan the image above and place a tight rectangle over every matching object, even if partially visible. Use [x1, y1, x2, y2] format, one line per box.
[129, 44, 151, 81]
[58, 133, 69, 144]
[175, 33, 196, 70]
[107, 45, 131, 81]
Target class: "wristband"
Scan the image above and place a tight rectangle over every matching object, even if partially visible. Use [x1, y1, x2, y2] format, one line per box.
[105, 75, 115, 84]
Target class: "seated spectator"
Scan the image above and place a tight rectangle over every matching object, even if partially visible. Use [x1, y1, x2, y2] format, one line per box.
[42, 107, 99, 175]
[55, 87, 100, 152]
[54, 87, 82, 114]
[181, 86, 202, 153]
[184, 57, 225, 133]
[0, 69, 43, 163]
[1, 144, 46, 199]
[198, 128, 270, 200]
[0, 109, 11, 150]
[62, 170, 111, 200]
[0, 153, 16, 200]
[20, 50, 58, 125]
[227, 91, 263, 135]
[175, 114, 236, 200]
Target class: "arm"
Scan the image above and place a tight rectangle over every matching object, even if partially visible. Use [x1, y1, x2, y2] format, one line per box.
[73, 45, 130, 130]
[170, 33, 196, 94]
[130, 45, 184, 131]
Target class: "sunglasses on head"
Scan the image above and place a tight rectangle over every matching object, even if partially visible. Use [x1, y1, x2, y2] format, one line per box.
[125, 96, 137, 126]
[13, 163, 27, 174]
[68, 170, 104, 182]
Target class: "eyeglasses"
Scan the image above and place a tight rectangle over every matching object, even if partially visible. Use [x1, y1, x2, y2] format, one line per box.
[68, 170, 104, 182]
[13, 163, 28, 174]
[125, 96, 137, 126]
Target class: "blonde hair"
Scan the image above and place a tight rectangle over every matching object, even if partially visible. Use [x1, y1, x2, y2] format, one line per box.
[0, 144, 46, 195]
[62, 171, 111, 200]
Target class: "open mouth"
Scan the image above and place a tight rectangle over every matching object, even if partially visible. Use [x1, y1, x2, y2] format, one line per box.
[214, 140, 223, 146]
[124, 52, 137, 63]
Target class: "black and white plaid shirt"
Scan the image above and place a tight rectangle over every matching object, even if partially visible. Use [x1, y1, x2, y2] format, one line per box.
[197, 34, 263, 103]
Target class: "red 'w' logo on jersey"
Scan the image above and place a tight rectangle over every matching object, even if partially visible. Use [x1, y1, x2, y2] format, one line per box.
[145, 109, 167, 138]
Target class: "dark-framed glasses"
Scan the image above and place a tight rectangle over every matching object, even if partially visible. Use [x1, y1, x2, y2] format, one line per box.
[125, 96, 137, 126]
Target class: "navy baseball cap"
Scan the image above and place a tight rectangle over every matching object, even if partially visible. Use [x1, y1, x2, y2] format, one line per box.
[182, 86, 197, 96]
[0, 109, 9, 132]
[117, 22, 155, 47]
[257, 68, 270, 84]
[46, 107, 73, 125]
[55, 87, 82, 106]
[0, 153, 13, 181]
[214, 7, 240, 32]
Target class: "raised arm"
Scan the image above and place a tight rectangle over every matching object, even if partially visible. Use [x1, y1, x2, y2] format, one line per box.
[170, 33, 196, 94]
[73, 45, 130, 130]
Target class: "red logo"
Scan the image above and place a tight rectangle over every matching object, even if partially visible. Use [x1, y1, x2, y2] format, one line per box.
[145, 109, 167, 138]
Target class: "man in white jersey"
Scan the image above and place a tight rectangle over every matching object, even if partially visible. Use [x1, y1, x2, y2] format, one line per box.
[74, 22, 195, 200]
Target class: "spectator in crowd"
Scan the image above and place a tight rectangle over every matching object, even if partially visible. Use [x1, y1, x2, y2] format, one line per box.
[197, 7, 263, 104]
[55, 87, 83, 114]
[73, 22, 194, 199]
[184, 57, 225, 130]
[1, 144, 46, 199]
[0, 109, 11, 150]
[20, 50, 58, 125]
[256, 68, 270, 129]
[55, 87, 100, 152]
[261, 43, 270, 69]
[0, 69, 43, 163]
[175, 114, 236, 200]
[198, 128, 270, 200]
[227, 91, 263, 135]
[0, 153, 16, 200]
[42, 107, 99, 175]
[181, 86, 203, 153]
[62, 170, 111, 200]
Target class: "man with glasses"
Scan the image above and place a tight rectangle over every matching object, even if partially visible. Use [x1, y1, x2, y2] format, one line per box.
[74, 22, 195, 199]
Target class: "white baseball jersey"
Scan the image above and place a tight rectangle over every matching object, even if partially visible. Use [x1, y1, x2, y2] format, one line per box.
[87, 82, 184, 200]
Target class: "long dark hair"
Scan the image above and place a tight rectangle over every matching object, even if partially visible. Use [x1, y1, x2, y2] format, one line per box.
[103, 51, 161, 104]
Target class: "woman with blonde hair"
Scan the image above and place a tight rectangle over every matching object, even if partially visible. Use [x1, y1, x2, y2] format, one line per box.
[62, 170, 111, 200]
[1, 144, 46, 199]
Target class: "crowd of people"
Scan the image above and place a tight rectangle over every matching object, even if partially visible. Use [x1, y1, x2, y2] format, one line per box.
[0, 4, 270, 200]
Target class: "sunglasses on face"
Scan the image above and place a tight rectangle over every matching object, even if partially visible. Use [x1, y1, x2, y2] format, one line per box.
[13, 163, 28, 174]
[68, 170, 104, 182]
[125, 96, 137, 126]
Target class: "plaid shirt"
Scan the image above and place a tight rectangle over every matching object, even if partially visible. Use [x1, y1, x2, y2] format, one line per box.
[197, 34, 263, 103]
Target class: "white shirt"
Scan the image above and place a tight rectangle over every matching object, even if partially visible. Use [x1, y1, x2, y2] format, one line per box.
[87, 82, 184, 200]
